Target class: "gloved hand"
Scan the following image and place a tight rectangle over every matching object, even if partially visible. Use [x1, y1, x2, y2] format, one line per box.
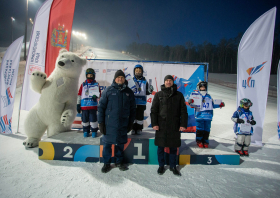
[77, 104, 81, 114]
[250, 120, 256, 125]
[92, 95, 97, 102]
[148, 84, 154, 94]
[188, 99, 194, 104]
[237, 118, 245, 124]
[99, 123, 106, 135]
[220, 102, 225, 108]
[127, 122, 133, 133]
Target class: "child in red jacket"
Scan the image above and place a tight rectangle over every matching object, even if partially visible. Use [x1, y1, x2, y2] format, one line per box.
[77, 68, 101, 138]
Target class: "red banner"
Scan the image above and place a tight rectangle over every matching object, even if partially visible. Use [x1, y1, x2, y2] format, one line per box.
[45, 0, 76, 76]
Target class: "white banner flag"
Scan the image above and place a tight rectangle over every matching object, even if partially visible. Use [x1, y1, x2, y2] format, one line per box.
[237, 7, 276, 145]
[277, 60, 280, 139]
[21, 0, 53, 111]
[0, 36, 24, 134]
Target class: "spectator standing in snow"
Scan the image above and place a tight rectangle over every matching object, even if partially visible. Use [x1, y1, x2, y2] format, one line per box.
[98, 70, 136, 173]
[150, 75, 188, 176]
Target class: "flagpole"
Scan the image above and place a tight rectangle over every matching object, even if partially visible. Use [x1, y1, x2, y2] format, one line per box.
[16, 84, 24, 134]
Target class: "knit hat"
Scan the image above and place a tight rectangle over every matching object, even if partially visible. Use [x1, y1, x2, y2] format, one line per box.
[164, 75, 174, 82]
[114, 70, 125, 80]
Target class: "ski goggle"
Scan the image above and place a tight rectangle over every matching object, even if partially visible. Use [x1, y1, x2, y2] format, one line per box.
[243, 102, 252, 107]
[199, 82, 207, 87]
[86, 69, 95, 75]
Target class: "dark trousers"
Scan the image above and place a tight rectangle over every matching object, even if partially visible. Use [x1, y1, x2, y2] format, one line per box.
[103, 143, 124, 164]
[157, 146, 177, 168]
[81, 109, 98, 132]
[196, 130, 210, 144]
[196, 120, 211, 144]
[132, 105, 146, 131]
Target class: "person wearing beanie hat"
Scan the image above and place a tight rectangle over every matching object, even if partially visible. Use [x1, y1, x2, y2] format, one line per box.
[130, 64, 154, 135]
[114, 70, 126, 81]
[164, 75, 174, 82]
[77, 68, 101, 138]
[150, 74, 188, 176]
[98, 70, 136, 173]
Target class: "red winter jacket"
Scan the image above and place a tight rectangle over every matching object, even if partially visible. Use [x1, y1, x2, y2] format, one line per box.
[78, 79, 102, 110]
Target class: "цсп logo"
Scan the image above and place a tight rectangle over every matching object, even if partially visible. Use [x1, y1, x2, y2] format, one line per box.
[242, 61, 266, 89]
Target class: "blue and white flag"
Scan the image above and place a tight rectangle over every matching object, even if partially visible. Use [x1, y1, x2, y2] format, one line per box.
[21, 0, 53, 111]
[237, 7, 276, 145]
[0, 36, 24, 134]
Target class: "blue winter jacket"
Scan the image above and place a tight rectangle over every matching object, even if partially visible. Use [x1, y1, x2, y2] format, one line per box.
[194, 93, 220, 120]
[232, 107, 254, 135]
[98, 80, 136, 144]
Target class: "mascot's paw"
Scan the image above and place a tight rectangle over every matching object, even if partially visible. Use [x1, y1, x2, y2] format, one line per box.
[31, 71, 47, 83]
[61, 109, 74, 127]
[31, 71, 47, 93]
[23, 137, 39, 148]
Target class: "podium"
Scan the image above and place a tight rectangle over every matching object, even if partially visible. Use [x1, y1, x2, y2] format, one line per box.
[39, 129, 239, 165]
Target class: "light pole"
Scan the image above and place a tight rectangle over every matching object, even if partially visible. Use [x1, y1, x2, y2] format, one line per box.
[24, 0, 33, 61]
[11, 17, 15, 43]
[29, 18, 33, 25]
[24, 0, 29, 61]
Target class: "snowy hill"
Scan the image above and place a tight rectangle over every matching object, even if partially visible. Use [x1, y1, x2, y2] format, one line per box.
[1, 47, 279, 198]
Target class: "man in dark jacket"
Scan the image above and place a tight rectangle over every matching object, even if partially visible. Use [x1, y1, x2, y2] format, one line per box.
[151, 75, 188, 176]
[98, 70, 136, 173]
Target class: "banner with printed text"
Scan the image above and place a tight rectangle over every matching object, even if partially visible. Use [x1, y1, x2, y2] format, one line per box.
[21, 0, 53, 111]
[237, 7, 276, 145]
[0, 36, 24, 134]
[72, 61, 204, 132]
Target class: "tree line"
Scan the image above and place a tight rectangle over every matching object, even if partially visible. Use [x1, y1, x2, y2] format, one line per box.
[126, 23, 280, 74]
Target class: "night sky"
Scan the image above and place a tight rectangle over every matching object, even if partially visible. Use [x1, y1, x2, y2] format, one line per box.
[0, 0, 280, 51]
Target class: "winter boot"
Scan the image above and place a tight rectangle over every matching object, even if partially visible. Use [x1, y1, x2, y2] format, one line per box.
[203, 143, 209, 148]
[83, 132, 89, 137]
[131, 130, 136, 135]
[243, 150, 249, 157]
[197, 141, 204, 148]
[115, 163, 129, 171]
[101, 164, 111, 173]
[170, 167, 181, 176]
[136, 130, 142, 135]
[235, 150, 244, 156]
[157, 166, 165, 175]
[92, 132, 97, 138]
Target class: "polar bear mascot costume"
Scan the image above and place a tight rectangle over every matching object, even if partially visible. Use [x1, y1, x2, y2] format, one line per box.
[23, 49, 87, 148]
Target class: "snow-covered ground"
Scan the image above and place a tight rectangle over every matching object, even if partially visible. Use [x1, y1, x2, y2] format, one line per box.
[1, 47, 279, 198]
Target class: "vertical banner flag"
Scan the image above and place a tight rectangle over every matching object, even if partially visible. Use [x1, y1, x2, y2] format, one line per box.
[237, 7, 276, 145]
[72, 61, 204, 131]
[45, 0, 76, 76]
[0, 36, 24, 134]
[277, 60, 280, 139]
[21, 0, 54, 111]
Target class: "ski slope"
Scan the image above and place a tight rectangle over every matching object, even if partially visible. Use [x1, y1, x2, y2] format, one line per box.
[1, 47, 279, 198]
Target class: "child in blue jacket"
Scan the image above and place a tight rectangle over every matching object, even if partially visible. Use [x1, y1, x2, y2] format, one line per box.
[231, 98, 256, 156]
[131, 64, 153, 135]
[188, 81, 225, 148]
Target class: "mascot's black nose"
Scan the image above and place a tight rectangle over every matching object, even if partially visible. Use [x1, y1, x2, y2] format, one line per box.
[58, 61, 65, 66]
